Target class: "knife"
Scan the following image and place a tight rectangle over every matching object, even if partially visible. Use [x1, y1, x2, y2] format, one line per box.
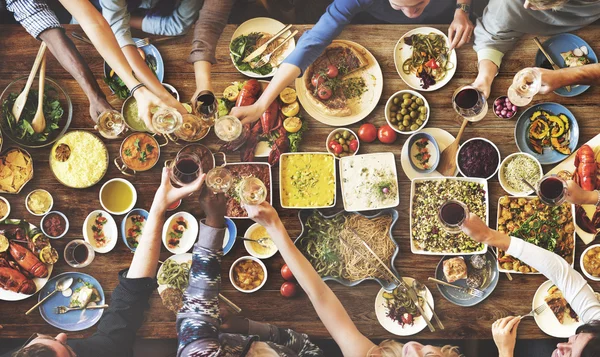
[242, 24, 293, 63]
[428, 277, 482, 297]
[533, 37, 571, 92]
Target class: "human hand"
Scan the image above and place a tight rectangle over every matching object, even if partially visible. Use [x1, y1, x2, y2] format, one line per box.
[153, 167, 205, 212]
[243, 202, 281, 229]
[448, 9, 474, 50]
[89, 97, 114, 123]
[492, 316, 521, 357]
[160, 92, 187, 115]
[230, 103, 265, 125]
[199, 189, 226, 228]
[460, 213, 492, 243]
[566, 180, 598, 205]
[133, 86, 170, 133]
[536, 67, 563, 94]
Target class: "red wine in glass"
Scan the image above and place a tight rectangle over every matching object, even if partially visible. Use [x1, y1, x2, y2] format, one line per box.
[454, 88, 479, 109]
[537, 175, 566, 206]
[64, 240, 95, 268]
[438, 200, 469, 234]
[74, 244, 89, 263]
[171, 153, 202, 186]
[452, 86, 488, 122]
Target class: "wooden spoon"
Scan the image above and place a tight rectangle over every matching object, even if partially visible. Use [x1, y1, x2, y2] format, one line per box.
[31, 54, 47, 134]
[12, 42, 47, 122]
[437, 118, 468, 176]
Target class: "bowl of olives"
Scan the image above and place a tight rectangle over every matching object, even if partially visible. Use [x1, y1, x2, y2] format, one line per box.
[326, 128, 360, 159]
[385, 90, 429, 135]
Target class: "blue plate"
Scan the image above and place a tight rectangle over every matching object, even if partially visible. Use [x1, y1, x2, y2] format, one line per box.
[514, 102, 579, 165]
[39, 272, 105, 331]
[223, 217, 237, 255]
[534, 34, 597, 97]
[434, 250, 499, 307]
[121, 208, 149, 252]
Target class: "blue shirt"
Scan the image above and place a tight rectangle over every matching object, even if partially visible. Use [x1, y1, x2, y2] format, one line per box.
[283, 0, 456, 72]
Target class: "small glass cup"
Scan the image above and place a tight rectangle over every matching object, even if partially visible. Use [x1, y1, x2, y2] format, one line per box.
[238, 177, 267, 205]
[536, 175, 567, 206]
[170, 152, 202, 187]
[437, 200, 469, 234]
[452, 85, 488, 122]
[95, 109, 125, 139]
[206, 167, 234, 194]
[64, 240, 95, 268]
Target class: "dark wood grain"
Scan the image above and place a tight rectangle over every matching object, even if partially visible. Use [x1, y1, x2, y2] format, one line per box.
[0, 23, 599, 342]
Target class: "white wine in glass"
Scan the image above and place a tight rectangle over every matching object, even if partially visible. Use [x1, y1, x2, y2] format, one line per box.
[214, 115, 243, 142]
[206, 167, 233, 193]
[507, 68, 542, 107]
[239, 177, 267, 205]
[96, 109, 125, 139]
[152, 107, 183, 134]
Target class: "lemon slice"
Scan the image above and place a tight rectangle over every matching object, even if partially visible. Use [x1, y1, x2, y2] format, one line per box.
[282, 101, 300, 117]
[223, 85, 240, 102]
[39, 246, 59, 265]
[32, 232, 50, 249]
[283, 117, 302, 133]
[279, 88, 297, 104]
[182, 103, 193, 113]
[0, 234, 8, 253]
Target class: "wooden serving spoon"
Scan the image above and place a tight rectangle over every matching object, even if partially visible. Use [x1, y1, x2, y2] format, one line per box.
[12, 42, 47, 122]
[437, 118, 468, 176]
[32, 54, 47, 134]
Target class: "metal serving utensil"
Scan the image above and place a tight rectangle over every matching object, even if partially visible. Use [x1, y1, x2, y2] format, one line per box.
[251, 30, 298, 69]
[533, 37, 571, 92]
[242, 24, 292, 63]
[26, 277, 73, 315]
[428, 277, 484, 298]
[520, 304, 547, 319]
[236, 236, 272, 248]
[54, 304, 108, 314]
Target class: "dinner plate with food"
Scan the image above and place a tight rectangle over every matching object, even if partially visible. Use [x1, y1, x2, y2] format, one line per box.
[230, 17, 296, 78]
[394, 27, 457, 91]
[0, 219, 57, 301]
[223, 162, 272, 219]
[534, 33, 597, 97]
[280, 152, 336, 209]
[121, 208, 148, 252]
[496, 196, 575, 274]
[39, 272, 105, 331]
[83, 210, 118, 254]
[533, 280, 584, 338]
[400, 128, 458, 180]
[0, 148, 33, 194]
[157, 253, 192, 314]
[375, 277, 433, 336]
[162, 212, 198, 254]
[433, 251, 499, 307]
[515, 102, 579, 165]
[295, 40, 383, 126]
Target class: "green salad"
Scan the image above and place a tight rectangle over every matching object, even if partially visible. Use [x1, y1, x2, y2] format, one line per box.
[104, 55, 159, 99]
[230, 33, 274, 76]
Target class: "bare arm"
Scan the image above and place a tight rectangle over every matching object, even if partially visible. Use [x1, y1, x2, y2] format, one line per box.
[538, 65, 600, 94]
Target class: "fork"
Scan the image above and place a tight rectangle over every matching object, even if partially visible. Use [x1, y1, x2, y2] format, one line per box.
[428, 277, 484, 298]
[251, 30, 298, 69]
[521, 304, 548, 319]
[135, 37, 175, 48]
[54, 304, 108, 314]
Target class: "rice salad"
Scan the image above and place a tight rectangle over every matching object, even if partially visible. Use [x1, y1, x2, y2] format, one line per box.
[501, 154, 542, 194]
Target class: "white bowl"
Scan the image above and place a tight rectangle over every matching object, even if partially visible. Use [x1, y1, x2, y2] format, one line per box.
[83, 210, 118, 253]
[244, 223, 277, 259]
[384, 90, 430, 135]
[498, 152, 543, 196]
[326, 128, 360, 159]
[0, 196, 10, 221]
[456, 137, 501, 180]
[229, 256, 268, 293]
[40, 211, 69, 239]
[580, 244, 600, 282]
[25, 189, 53, 216]
[99, 178, 137, 215]
[162, 212, 198, 254]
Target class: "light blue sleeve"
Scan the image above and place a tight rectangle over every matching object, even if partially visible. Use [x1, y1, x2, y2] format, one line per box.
[100, 0, 135, 48]
[282, 0, 369, 74]
[141, 0, 202, 36]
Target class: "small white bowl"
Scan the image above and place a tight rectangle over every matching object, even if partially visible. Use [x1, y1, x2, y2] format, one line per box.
[385, 90, 430, 135]
[83, 210, 118, 253]
[162, 83, 180, 101]
[0, 196, 10, 221]
[456, 137, 501, 180]
[229, 256, 268, 293]
[244, 223, 278, 259]
[99, 178, 137, 215]
[498, 152, 543, 196]
[326, 128, 360, 159]
[25, 189, 53, 216]
[40, 211, 69, 239]
[162, 212, 198, 254]
[580, 244, 600, 282]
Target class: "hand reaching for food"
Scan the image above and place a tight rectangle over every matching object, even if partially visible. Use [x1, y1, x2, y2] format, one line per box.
[230, 103, 265, 125]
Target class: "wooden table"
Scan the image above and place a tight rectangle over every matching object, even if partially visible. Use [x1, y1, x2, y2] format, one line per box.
[1, 23, 599, 341]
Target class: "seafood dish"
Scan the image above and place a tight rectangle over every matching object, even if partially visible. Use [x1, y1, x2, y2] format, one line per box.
[568, 145, 600, 235]
[224, 163, 272, 218]
[528, 109, 572, 155]
[497, 196, 575, 274]
[69, 280, 101, 308]
[545, 285, 578, 325]
[561, 46, 591, 68]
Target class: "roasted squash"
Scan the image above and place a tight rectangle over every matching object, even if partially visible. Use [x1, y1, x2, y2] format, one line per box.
[551, 137, 572, 155]
[530, 138, 544, 154]
[549, 115, 565, 137]
[530, 110, 543, 121]
[559, 113, 570, 131]
[530, 119, 550, 139]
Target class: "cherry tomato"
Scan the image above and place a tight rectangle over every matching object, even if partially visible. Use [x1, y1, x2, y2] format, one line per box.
[401, 313, 414, 325]
[317, 85, 332, 100]
[326, 64, 339, 78]
[378, 124, 397, 144]
[358, 123, 377, 143]
[425, 58, 439, 69]
[348, 139, 359, 152]
[311, 74, 326, 88]
[330, 142, 343, 155]
[280, 282, 298, 298]
[281, 264, 294, 281]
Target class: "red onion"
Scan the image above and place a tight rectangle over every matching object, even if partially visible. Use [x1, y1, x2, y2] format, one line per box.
[494, 96, 516, 119]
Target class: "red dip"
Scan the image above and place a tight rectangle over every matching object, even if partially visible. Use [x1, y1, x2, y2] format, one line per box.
[458, 139, 499, 178]
[43, 213, 66, 237]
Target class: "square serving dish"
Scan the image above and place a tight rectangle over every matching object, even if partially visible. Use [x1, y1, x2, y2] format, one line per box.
[279, 152, 336, 209]
[224, 162, 273, 219]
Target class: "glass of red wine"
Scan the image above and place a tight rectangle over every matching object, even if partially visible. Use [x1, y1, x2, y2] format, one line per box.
[438, 200, 469, 234]
[64, 240, 95, 268]
[452, 85, 488, 122]
[170, 152, 202, 187]
[536, 175, 567, 206]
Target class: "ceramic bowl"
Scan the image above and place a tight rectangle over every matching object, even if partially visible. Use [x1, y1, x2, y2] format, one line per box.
[406, 132, 440, 174]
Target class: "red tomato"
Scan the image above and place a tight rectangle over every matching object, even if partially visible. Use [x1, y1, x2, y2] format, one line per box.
[311, 74, 326, 88]
[330, 142, 343, 155]
[281, 264, 294, 281]
[326, 64, 339, 78]
[358, 123, 377, 143]
[280, 282, 298, 298]
[378, 124, 397, 144]
[348, 140, 359, 152]
[317, 85, 332, 100]
[425, 58, 439, 69]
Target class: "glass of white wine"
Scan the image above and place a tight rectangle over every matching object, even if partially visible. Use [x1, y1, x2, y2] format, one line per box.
[95, 109, 125, 139]
[214, 115, 244, 142]
[151, 107, 183, 135]
[205, 167, 233, 194]
[238, 177, 267, 205]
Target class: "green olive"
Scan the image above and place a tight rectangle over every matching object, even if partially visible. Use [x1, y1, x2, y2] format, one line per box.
[411, 95, 417, 101]
[348, 135, 355, 141]
[400, 108, 408, 115]
[396, 113, 402, 120]
[335, 133, 341, 139]
[410, 111, 418, 119]
[402, 98, 411, 106]
[410, 124, 419, 131]
[419, 106, 427, 114]
[410, 102, 418, 110]
[402, 119, 410, 127]
[416, 98, 424, 105]
[342, 131, 350, 139]
[390, 117, 397, 123]
[338, 138, 346, 145]
[402, 93, 411, 99]
[342, 144, 349, 152]
[416, 119, 423, 125]
[419, 113, 426, 120]
[403, 114, 411, 121]
[398, 125, 406, 131]
[390, 105, 398, 112]
[393, 97, 400, 104]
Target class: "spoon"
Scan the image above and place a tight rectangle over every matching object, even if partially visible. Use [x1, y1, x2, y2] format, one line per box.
[521, 178, 537, 193]
[437, 118, 468, 176]
[26, 276, 74, 315]
[12, 42, 47, 122]
[237, 236, 272, 248]
[412, 279, 445, 330]
[31, 53, 47, 134]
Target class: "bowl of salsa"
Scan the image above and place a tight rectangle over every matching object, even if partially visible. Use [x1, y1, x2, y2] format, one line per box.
[41, 211, 69, 239]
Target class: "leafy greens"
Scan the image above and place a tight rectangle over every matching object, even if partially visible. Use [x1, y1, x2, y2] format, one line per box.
[230, 32, 274, 76]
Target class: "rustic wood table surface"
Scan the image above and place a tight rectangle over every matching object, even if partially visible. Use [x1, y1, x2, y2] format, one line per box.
[0, 23, 599, 341]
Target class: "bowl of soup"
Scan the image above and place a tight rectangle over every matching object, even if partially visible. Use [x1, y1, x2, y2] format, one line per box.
[115, 132, 161, 175]
[121, 96, 149, 132]
[407, 132, 440, 174]
[99, 178, 137, 215]
[244, 223, 277, 259]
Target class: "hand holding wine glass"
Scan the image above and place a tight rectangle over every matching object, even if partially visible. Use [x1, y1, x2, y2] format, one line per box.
[169, 153, 203, 187]
[154, 167, 205, 212]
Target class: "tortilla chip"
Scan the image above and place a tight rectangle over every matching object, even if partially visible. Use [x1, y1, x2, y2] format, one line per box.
[6, 151, 29, 168]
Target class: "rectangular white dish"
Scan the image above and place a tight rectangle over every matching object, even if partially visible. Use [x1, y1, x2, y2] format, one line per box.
[279, 152, 337, 209]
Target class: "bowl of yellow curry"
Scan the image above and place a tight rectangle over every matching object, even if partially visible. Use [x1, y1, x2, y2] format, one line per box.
[244, 223, 277, 259]
[279, 152, 337, 209]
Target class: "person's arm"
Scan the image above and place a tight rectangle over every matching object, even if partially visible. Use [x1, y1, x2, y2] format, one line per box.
[245, 203, 376, 357]
[538, 65, 600, 94]
[448, 0, 474, 50]
[138, 0, 201, 36]
[231, 0, 365, 124]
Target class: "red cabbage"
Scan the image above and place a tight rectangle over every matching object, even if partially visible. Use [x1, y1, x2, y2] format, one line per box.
[458, 139, 499, 178]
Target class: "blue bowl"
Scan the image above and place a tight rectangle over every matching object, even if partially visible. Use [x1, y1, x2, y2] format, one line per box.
[406, 132, 440, 174]
[121, 208, 149, 252]
[199, 217, 237, 255]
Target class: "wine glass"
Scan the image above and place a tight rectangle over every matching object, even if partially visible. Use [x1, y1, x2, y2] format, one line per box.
[95, 109, 125, 139]
[437, 200, 469, 234]
[152, 107, 183, 134]
[536, 175, 567, 206]
[194, 90, 218, 126]
[452, 85, 488, 122]
[214, 115, 244, 142]
[238, 177, 267, 205]
[170, 152, 202, 187]
[174, 113, 210, 142]
[205, 167, 233, 194]
[507, 68, 542, 107]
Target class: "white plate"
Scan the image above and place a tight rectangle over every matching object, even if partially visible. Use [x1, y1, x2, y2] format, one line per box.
[230, 17, 296, 78]
[401, 128, 457, 180]
[83, 210, 118, 254]
[157, 253, 192, 295]
[394, 27, 457, 91]
[162, 212, 199, 254]
[279, 152, 337, 209]
[295, 40, 383, 127]
[375, 277, 434, 336]
[339, 152, 399, 211]
[533, 280, 583, 338]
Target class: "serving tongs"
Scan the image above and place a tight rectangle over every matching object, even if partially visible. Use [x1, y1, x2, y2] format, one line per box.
[339, 228, 442, 332]
[242, 24, 293, 63]
[533, 37, 571, 92]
